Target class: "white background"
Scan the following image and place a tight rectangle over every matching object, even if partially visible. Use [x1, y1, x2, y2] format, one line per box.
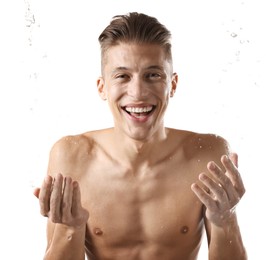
[1, 0, 265, 259]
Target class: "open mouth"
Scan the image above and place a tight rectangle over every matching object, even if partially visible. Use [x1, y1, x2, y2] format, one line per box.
[122, 105, 156, 118]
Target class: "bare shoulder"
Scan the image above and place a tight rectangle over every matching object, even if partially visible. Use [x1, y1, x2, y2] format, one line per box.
[47, 130, 101, 177]
[187, 131, 229, 151]
[50, 132, 95, 160]
[168, 128, 231, 161]
[189, 132, 230, 164]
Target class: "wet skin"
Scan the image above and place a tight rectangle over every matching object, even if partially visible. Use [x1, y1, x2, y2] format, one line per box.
[35, 43, 246, 260]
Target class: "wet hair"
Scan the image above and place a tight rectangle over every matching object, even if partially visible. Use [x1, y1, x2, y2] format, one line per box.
[98, 12, 172, 71]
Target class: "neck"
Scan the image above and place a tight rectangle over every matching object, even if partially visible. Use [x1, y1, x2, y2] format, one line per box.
[112, 127, 168, 167]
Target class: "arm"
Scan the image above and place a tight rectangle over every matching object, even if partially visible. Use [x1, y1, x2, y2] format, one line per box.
[34, 137, 90, 260]
[192, 149, 247, 259]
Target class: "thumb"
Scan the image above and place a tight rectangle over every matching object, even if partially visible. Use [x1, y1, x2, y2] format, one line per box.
[33, 187, 41, 199]
[229, 152, 238, 168]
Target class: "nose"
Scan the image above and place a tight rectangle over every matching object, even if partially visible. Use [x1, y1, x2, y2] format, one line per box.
[127, 78, 148, 99]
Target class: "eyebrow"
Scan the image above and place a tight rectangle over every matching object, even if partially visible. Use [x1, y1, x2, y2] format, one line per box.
[145, 65, 164, 70]
[111, 67, 128, 73]
[111, 65, 164, 74]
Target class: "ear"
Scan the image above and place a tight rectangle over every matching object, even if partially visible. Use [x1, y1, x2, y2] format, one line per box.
[97, 77, 107, 100]
[170, 73, 178, 97]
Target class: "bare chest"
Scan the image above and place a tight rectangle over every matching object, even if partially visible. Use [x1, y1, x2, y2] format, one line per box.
[80, 161, 203, 251]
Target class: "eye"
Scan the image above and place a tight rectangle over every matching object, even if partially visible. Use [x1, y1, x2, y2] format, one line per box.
[145, 72, 161, 80]
[115, 74, 131, 82]
[115, 74, 129, 79]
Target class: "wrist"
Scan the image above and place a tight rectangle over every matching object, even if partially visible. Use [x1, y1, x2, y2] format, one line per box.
[211, 211, 239, 235]
[212, 207, 238, 228]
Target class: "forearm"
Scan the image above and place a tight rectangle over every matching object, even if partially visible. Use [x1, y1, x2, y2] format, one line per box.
[44, 223, 86, 260]
[208, 213, 247, 260]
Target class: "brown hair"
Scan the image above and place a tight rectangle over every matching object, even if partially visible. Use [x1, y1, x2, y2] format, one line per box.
[98, 12, 172, 70]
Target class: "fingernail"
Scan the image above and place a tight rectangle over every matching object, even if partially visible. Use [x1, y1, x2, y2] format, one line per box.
[223, 155, 229, 161]
[199, 173, 206, 180]
[209, 162, 215, 170]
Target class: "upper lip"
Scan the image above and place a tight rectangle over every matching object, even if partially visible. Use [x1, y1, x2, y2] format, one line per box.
[121, 103, 155, 108]
[122, 102, 155, 107]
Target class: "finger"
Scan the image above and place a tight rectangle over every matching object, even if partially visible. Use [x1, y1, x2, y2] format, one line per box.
[198, 173, 228, 202]
[229, 152, 238, 168]
[61, 176, 73, 223]
[207, 161, 239, 203]
[71, 181, 82, 216]
[39, 175, 53, 216]
[222, 155, 239, 177]
[49, 173, 64, 222]
[191, 183, 218, 212]
[221, 155, 245, 197]
[33, 187, 40, 198]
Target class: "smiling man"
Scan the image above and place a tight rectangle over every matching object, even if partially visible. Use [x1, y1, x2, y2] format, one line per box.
[34, 12, 247, 260]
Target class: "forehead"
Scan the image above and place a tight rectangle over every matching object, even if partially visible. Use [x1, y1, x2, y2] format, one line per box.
[103, 43, 171, 71]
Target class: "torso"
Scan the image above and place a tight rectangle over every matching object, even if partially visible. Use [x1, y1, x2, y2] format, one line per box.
[59, 128, 226, 260]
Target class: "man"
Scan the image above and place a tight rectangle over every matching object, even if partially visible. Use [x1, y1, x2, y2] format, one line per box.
[34, 12, 247, 260]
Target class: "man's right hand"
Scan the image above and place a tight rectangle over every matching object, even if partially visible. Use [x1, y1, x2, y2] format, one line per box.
[33, 173, 89, 228]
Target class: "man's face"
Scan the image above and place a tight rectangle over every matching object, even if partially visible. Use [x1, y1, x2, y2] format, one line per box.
[97, 43, 177, 141]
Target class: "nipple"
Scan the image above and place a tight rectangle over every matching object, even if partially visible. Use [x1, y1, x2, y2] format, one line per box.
[180, 226, 189, 234]
[94, 228, 103, 236]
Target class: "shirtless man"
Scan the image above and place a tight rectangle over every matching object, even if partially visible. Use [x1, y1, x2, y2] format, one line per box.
[34, 12, 247, 260]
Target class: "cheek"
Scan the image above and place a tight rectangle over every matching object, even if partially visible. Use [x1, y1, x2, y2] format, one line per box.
[106, 88, 125, 113]
[156, 85, 171, 101]
[106, 86, 121, 101]
[159, 87, 171, 109]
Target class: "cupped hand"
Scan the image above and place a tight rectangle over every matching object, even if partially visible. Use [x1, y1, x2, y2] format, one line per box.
[191, 153, 245, 227]
[34, 173, 89, 228]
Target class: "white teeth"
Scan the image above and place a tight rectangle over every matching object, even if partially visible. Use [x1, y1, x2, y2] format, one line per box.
[125, 106, 153, 113]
